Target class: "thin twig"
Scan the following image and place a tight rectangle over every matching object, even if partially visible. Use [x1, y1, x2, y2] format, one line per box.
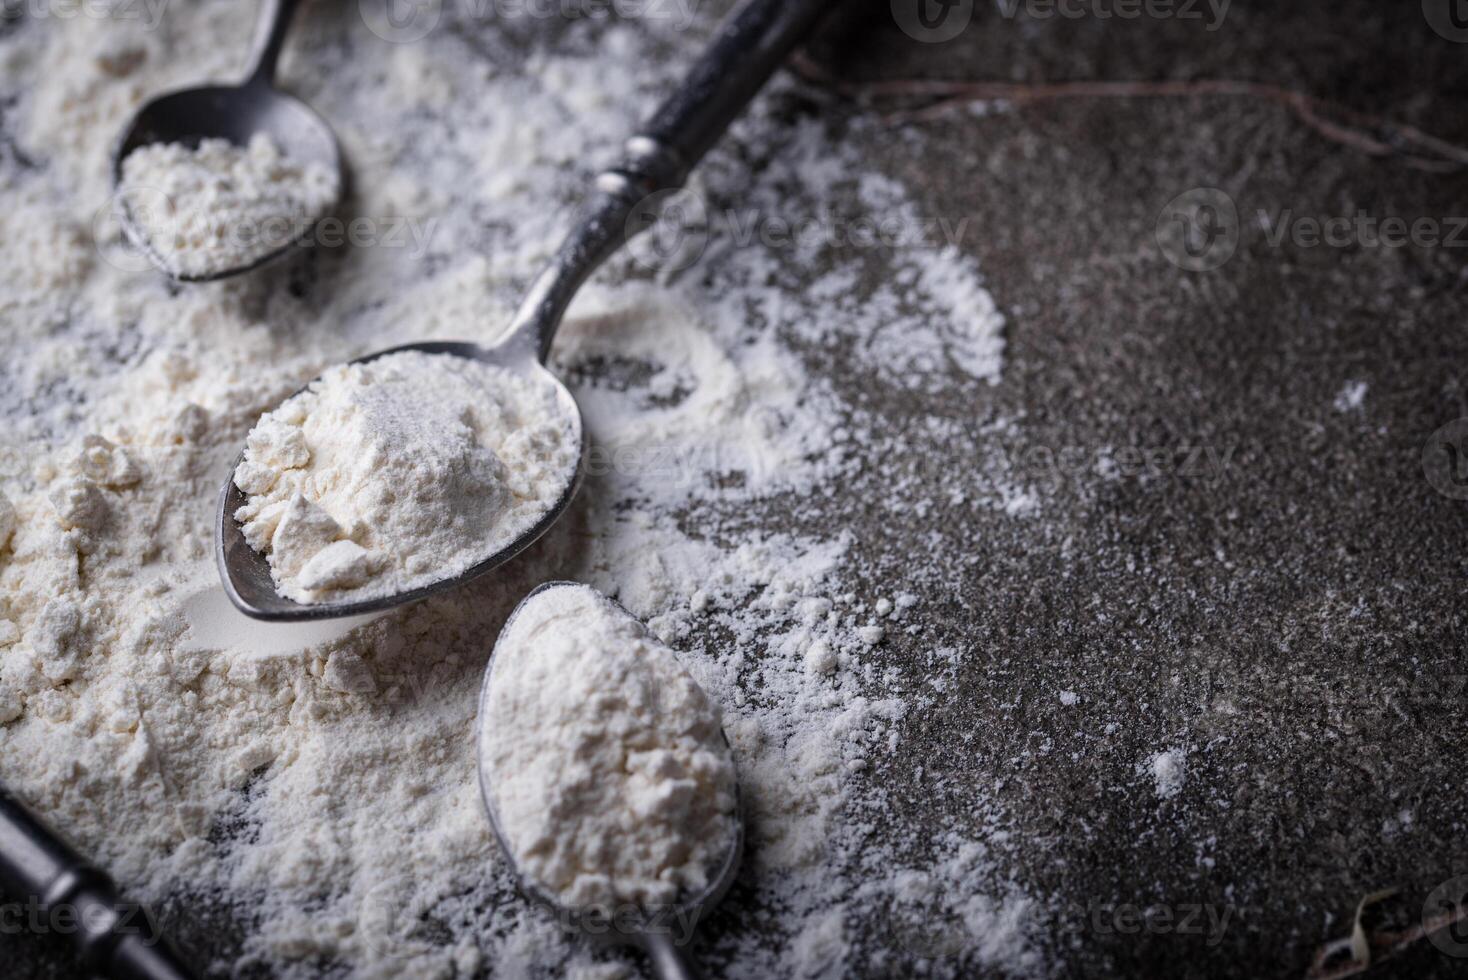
[789, 55, 1468, 173]
[1304, 889, 1468, 980]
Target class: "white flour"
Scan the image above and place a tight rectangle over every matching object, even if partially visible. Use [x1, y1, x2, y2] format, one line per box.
[118, 133, 338, 278]
[0, 4, 1034, 979]
[481, 584, 737, 910]
[234, 351, 579, 603]
[1146, 748, 1187, 800]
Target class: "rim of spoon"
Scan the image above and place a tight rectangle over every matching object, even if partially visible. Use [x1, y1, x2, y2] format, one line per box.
[109, 84, 345, 283]
[214, 342, 585, 622]
[474, 581, 745, 944]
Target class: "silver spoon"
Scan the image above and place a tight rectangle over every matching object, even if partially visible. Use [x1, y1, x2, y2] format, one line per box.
[475, 582, 744, 980]
[216, 0, 834, 621]
[111, 0, 343, 282]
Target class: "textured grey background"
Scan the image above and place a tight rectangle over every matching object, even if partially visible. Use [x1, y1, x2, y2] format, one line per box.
[4, 0, 1468, 977]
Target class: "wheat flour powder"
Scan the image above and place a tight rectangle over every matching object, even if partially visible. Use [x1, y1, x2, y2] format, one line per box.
[480, 583, 737, 911]
[118, 132, 338, 278]
[0, 5, 1040, 979]
[233, 351, 579, 604]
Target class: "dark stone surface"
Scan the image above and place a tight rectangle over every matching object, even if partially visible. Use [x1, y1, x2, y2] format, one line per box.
[6, 1, 1467, 978]
[808, 2, 1468, 977]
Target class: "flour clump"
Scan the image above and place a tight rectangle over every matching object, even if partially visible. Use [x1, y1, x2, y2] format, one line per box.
[233, 351, 580, 604]
[481, 584, 738, 910]
[117, 133, 337, 278]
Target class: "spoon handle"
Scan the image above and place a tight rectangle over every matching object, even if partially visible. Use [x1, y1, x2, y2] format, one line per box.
[643, 932, 700, 980]
[629, 0, 835, 191]
[0, 785, 197, 979]
[505, 0, 834, 362]
[244, 0, 303, 88]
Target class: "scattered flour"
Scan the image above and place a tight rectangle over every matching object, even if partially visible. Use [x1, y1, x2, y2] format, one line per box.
[481, 584, 737, 910]
[233, 351, 579, 604]
[0, 5, 1039, 979]
[1146, 748, 1187, 800]
[854, 835, 1046, 974]
[1332, 379, 1368, 413]
[118, 133, 338, 278]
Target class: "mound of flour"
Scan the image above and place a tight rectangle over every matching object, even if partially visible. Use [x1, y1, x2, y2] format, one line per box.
[0, 6, 1038, 979]
[481, 584, 738, 910]
[118, 133, 337, 278]
[234, 351, 579, 604]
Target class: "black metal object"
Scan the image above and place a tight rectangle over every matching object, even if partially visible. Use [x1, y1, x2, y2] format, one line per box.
[109, 0, 343, 282]
[0, 786, 197, 980]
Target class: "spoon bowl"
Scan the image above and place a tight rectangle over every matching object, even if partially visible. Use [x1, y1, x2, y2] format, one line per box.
[476, 582, 744, 977]
[110, 0, 342, 281]
[215, 342, 585, 622]
[213, 0, 832, 620]
[112, 85, 340, 179]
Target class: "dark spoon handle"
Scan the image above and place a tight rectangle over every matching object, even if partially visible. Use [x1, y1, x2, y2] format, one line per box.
[629, 0, 835, 190]
[245, 0, 304, 87]
[507, 0, 836, 362]
[0, 786, 198, 980]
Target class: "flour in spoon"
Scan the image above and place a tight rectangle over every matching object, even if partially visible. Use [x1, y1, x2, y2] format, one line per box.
[234, 351, 580, 604]
[118, 133, 337, 278]
[0, 7, 1038, 979]
[481, 584, 738, 910]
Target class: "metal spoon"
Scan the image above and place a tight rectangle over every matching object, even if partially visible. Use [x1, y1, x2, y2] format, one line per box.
[216, 0, 833, 621]
[0, 784, 199, 980]
[111, 0, 343, 282]
[475, 582, 744, 980]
